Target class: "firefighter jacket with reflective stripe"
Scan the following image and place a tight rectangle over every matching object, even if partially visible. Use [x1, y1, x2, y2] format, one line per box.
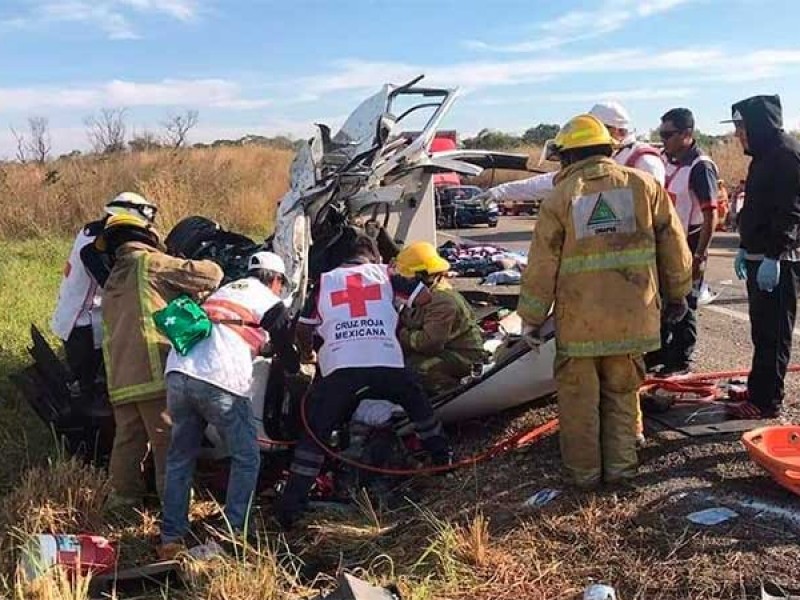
[518, 156, 692, 358]
[102, 242, 223, 405]
[51, 228, 102, 345]
[398, 280, 484, 363]
[165, 278, 281, 398]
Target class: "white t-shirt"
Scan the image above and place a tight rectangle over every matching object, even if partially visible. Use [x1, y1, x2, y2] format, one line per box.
[487, 139, 664, 203]
[165, 277, 281, 397]
[487, 171, 556, 203]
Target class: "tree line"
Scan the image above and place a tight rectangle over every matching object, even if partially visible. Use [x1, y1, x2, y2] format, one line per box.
[7, 108, 305, 164]
[10, 110, 750, 164]
[461, 123, 738, 151]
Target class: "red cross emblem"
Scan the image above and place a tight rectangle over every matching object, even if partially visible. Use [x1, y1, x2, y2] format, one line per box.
[330, 273, 382, 318]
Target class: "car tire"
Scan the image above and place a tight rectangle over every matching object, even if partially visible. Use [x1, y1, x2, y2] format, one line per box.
[165, 216, 222, 257]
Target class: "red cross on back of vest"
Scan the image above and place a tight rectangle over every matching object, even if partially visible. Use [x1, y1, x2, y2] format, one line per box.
[330, 273, 383, 318]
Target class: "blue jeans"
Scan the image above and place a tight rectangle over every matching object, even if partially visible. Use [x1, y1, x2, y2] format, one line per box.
[161, 372, 260, 543]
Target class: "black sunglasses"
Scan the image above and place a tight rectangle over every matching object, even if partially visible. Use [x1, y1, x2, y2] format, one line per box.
[659, 128, 684, 140]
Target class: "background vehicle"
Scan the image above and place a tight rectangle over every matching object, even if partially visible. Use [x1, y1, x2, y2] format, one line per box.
[438, 185, 498, 228]
[500, 196, 541, 217]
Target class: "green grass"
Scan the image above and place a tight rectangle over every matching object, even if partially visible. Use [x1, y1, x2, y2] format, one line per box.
[0, 237, 71, 490]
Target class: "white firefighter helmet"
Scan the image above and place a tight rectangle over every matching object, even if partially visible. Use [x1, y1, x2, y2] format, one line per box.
[104, 192, 158, 223]
[589, 101, 632, 131]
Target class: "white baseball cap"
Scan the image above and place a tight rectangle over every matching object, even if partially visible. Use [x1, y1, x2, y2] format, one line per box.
[589, 101, 632, 130]
[248, 251, 286, 275]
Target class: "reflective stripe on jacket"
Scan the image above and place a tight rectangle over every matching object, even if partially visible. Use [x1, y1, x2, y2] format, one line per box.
[102, 242, 223, 405]
[517, 156, 692, 357]
[398, 280, 484, 363]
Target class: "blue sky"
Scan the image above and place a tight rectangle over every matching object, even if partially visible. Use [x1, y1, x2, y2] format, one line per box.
[2, 0, 800, 156]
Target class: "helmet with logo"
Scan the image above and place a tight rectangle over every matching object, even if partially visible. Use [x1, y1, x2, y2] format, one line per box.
[104, 192, 158, 223]
[395, 241, 451, 278]
[95, 213, 161, 252]
[554, 114, 614, 151]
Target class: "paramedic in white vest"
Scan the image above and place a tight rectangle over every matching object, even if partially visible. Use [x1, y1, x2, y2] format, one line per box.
[159, 251, 299, 556]
[478, 101, 665, 205]
[645, 108, 719, 375]
[51, 192, 158, 414]
[276, 234, 453, 527]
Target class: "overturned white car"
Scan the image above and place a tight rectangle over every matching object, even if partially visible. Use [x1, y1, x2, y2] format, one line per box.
[16, 77, 558, 495]
[191, 76, 558, 450]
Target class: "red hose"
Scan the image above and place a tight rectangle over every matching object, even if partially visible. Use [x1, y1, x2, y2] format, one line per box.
[641, 365, 800, 405]
[299, 385, 560, 476]
[639, 379, 721, 404]
[280, 364, 800, 477]
[645, 365, 800, 385]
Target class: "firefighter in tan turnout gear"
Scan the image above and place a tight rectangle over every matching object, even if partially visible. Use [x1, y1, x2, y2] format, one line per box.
[98, 214, 224, 505]
[517, 114, 692, 487]
[395, 242, 485, 395]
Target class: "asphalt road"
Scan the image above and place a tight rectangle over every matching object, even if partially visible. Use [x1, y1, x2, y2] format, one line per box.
[438, 216, 800, 416]
[433, 216, 800, 593]
[440, 216, 752, 333]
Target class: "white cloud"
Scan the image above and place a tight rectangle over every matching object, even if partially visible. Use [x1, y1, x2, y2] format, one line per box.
[304, 52, 640, 93]
[302, 47, 800, 94]
[552, 87, 696, 102]
[118, 0, 198, 21]
[0, 116, 345, 158]
[465, 0, 696, 53]
[10, 0, 200, 40]
[473, 87, 696, 107]
[38, 1, 139, 39]
[0, 17, 30, 29]
[0, 79, 273, 111]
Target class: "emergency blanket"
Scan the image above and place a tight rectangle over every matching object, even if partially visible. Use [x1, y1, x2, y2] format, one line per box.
[482, 269, 522, 286]
[438, 241, 527, 283]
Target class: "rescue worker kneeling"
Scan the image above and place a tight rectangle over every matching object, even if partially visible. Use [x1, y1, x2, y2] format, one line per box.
[395, 242, 485, 394]
[518, 114, 692, 488]
[159, 252, 299, 556]
[276, 235, 453, 526]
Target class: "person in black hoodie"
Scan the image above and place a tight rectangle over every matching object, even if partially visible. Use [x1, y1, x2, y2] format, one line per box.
[725, 94, 800, 419]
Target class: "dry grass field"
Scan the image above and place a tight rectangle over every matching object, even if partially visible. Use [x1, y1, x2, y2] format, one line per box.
[0, 146, 294, 239]
[0, 139, 750, 241]
[0, 139, 768, 600]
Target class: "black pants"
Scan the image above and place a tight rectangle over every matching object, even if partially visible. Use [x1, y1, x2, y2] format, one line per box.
[646, 231, 700, 371]
[746, 260, 800, 413]
[278, 366, 449, 514]
[64, 326, 104, 409]
[64, 326, 114, 465]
